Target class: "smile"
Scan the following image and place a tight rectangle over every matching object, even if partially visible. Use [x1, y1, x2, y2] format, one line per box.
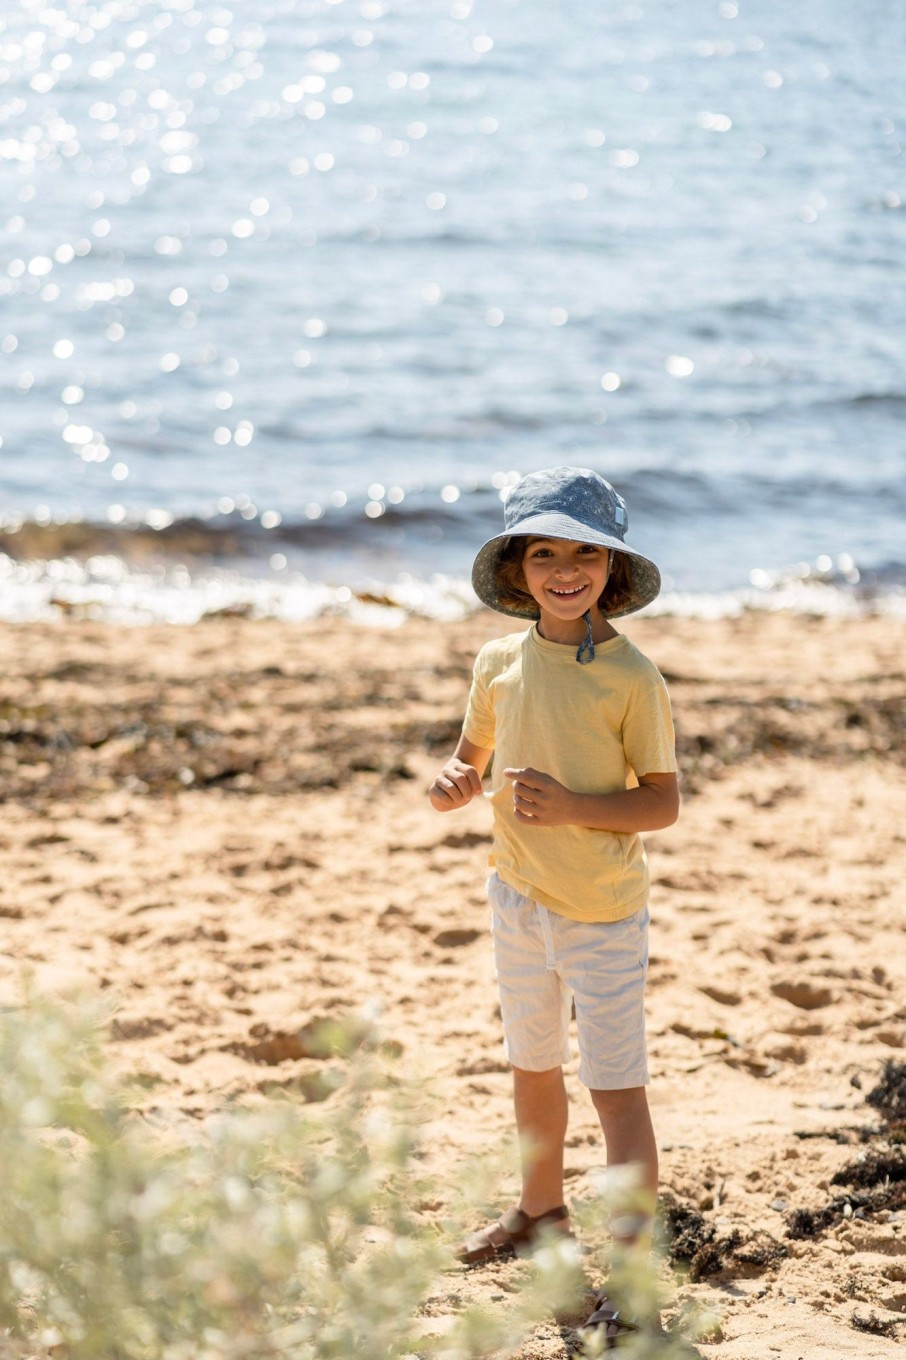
[548, 584, 588, 597]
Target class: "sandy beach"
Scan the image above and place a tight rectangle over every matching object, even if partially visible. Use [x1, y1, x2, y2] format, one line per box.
[1, 608, 904, 1358]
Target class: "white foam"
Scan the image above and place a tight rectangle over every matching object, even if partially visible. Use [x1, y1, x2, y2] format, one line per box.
[0, 554, 477, 627]
[645, 580, 906, 621]
[0, 553, 903, 627]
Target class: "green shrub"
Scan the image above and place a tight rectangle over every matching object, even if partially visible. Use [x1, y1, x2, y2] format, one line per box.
[0, 997, 697, 1359]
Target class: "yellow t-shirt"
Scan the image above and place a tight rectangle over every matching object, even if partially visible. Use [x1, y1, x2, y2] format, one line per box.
[462, 627, 677, 923]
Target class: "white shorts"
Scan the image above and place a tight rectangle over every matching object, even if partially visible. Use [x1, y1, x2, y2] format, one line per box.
[488, 873, 649, 1091]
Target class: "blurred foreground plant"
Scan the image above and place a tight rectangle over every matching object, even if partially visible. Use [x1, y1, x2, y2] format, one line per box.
[0, 998, 699, 1359]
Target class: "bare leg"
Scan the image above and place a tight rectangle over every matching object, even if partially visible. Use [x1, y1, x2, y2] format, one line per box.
[589, 1086, 657, 1242]
[512, 1064, 570, 1218]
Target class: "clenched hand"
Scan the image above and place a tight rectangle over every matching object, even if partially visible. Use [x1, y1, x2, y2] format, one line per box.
[429, 757, 483, 811]
[504, 767, 577, 826]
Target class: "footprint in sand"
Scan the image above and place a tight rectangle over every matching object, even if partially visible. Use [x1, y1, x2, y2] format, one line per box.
[761, 1036, 808, 1065]
[770, 980, 835, 1010]
[240, 1030, 314, 1064]
[698, 984, 742, 1006]
[433, 928, 483, 948]
[112, 1016, 170, 1040]
[439, 832, 492, 850]
[455, 1057, 509, 1076]
[263, 852, 320, 871]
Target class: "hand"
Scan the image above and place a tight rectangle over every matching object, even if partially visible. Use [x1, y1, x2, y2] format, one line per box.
[503, 766, 577, 826]
[429, 757, 483, 812]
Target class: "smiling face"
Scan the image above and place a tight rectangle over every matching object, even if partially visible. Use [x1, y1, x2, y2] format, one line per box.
[521, 537, 611, 633]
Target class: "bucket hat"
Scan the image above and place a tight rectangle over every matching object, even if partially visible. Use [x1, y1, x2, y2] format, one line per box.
[472, 467, 660, 660]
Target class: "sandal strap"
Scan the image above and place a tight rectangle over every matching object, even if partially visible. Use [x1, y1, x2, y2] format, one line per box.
[581, 1292, 641, 1342]
[457, 1204, 570, 1265]
[498, 1204, 568, 1242]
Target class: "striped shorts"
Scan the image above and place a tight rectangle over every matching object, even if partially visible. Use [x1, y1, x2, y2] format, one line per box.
[488, 872, 649, 1091]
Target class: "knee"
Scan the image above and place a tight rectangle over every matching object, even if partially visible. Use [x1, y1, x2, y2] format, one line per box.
[512, 1064, 563, 1082]
[589, 1085, 648, 1121]
[512, 1064, 565, 1093]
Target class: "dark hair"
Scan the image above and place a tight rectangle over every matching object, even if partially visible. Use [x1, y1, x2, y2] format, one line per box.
[495, 537, 636, 617]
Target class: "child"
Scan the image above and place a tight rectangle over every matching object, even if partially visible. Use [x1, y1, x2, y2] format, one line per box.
[429, 466, 679, 1345]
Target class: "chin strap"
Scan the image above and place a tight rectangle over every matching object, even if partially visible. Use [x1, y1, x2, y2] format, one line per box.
[576, 609, 595, 664]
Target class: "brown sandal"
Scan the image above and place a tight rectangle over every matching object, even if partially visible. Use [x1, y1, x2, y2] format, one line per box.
[578, 1292, 641, 1350]
[456, 1204, 571, 1266]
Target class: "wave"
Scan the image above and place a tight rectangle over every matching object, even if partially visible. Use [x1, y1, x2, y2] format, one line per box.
[3, 459, 906, 567]
[0, 516, 263, 564]
[0, 547, 903, 629]
[828, 391, 906, 411]
[741, 390, 906, 418]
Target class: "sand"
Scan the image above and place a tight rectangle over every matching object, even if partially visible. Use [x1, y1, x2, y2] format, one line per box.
[0, 608, 904, 1357]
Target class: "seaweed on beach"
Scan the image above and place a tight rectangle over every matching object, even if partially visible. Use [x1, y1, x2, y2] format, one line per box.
[2, 621, 905, 805]
[786, 1164, 906, 1240]
[0, 677, 424, 800]
[673, 688, 906, 793]
[729, 1233, 790, 1271]
[786, 1061, 906, 1239]
[785, 1204, 838, 1240]
[865, 1060, 906, 1128]
[660, 1194, 787, 1282]
[850, 1310, 902, 1340]
[792, 1127, 863, 1146]
[787, 1158, 906, 1236]
[660, 1196, 725, 1281]
[831, 1146, 906, 1190]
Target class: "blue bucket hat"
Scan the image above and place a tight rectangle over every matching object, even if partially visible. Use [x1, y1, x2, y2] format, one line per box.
[471, 467, 661, 662]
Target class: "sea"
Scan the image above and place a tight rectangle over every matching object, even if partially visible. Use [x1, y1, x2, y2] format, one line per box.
[1, 0, 905, 624]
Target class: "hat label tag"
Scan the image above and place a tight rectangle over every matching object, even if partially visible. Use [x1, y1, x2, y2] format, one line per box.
[614, 506, 626, 526]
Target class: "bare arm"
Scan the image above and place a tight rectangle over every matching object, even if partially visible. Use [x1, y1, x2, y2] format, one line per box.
[504, 767, 680, 833]
[429, 733, 493, 813]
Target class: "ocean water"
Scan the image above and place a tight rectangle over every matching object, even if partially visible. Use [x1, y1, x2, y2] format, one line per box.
[1, 0, 905, 622]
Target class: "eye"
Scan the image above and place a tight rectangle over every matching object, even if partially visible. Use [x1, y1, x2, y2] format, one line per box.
[527, 546, 552, 558]
[577, 544, 600, 555]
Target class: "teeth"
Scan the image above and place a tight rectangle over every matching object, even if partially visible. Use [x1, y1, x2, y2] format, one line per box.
[551, 585, 585, 596]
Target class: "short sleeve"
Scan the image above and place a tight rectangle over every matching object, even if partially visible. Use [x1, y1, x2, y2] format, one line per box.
[621, 676, 677, 777]
[462, 648, 496, 751]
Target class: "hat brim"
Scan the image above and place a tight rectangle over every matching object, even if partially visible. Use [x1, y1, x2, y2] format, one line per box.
[471, 514, 661, 620]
